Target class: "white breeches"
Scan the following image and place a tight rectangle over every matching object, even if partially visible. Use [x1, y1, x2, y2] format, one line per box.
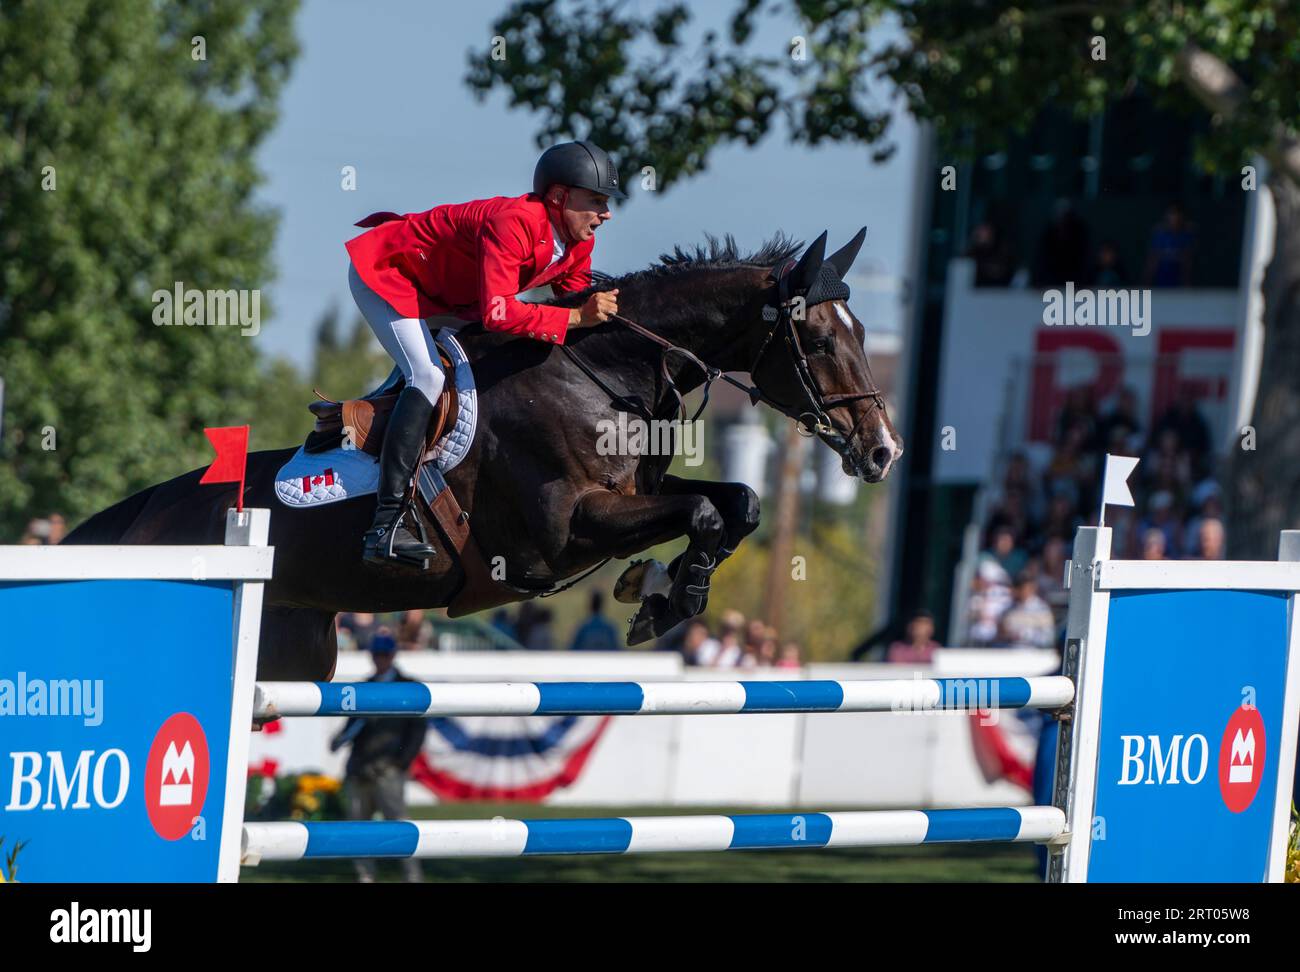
[348, 262, 462, 403]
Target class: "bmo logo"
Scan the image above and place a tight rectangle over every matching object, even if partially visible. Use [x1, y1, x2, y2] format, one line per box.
[1218, 705, 1265, 813]
[1117, 733, 1210, 786]
[1113, 706, 1268, 813]
[145, 713, 210, 840]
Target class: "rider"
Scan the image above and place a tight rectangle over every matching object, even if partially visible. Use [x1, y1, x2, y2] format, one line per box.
[345, 141, 625, 568]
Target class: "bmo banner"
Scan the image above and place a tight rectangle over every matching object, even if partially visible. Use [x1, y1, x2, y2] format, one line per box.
[1088, 586, 1296, 881]
[933, 259, 1243, 483]
[0, 577, 241, 882]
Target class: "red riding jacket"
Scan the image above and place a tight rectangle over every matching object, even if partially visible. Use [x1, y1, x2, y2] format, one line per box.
[344, 194, 593, 345]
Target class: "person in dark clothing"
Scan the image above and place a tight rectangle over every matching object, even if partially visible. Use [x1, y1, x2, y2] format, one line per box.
[965, 221, 1017, 286]
[1095, 387, 1143, 455]
[1032, 199, 1090, 286]
[1152, 390, 1211, 455]
[329, 633, 428, 882]
[569, 589, 621, 650]
[1092, 240, 1130, 286]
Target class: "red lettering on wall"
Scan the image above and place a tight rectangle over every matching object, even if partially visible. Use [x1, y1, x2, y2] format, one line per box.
[1029, 330, 1123, 441]
[1152, 329, 1235, 422]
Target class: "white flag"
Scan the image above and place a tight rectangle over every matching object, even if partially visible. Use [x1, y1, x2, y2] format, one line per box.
[1100, 454, 1140, 524]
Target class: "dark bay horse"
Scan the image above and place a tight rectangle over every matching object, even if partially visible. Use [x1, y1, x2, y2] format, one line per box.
[64, 230, 902, 679]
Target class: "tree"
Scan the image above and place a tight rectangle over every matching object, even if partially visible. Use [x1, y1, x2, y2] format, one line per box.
[467, 0, 1300, 555]
[0, 0, 298, 536]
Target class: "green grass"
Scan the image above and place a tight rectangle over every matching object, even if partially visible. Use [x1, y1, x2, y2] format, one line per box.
[241, 803, 1048, 883]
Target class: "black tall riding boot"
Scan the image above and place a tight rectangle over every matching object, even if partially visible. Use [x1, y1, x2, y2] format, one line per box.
[361, 386, 438, 567]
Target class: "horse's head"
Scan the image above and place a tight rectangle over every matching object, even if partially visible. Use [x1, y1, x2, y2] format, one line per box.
[748, 229, 903, 483]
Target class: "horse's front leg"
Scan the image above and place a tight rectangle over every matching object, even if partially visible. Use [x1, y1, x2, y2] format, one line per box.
[615, 477, 760, 606]
[659, 475, 760, 570]
[569, 489, 726, 642]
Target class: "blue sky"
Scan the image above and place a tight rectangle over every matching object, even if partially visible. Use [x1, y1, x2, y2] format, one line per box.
[255, 0, 919, 370]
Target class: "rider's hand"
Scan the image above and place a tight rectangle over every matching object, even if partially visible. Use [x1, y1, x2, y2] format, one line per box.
[571, 289, 618, 328]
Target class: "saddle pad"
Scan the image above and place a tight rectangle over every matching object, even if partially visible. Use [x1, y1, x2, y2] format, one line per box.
[273, 331, 478, 509]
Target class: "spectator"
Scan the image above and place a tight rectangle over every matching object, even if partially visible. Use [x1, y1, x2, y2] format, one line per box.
[1140, 527, 1168, 560]
[1032, 199, 1091, 286]
[21, 517, 55, 544]
[1040, 491, 1084, 546]
[968, 560, 1013, 647]
[490, 608, 518, 642]
[329, 640, 428, 883]
[1185, 481, 1224, 547]
[396, 609, 433, 651]
[523, 607, 555, 651]
[1108, 507, 1139, 559]
[966, 221, 1017, 287]
[337, 612, 378, 653]
[1145, 203, 1196, 287]
[1192, 517, 1226, 560]
[887, 609, 942, 664]
[1092, 240, 1130, 286]
[570, 590, 621, 651]
[1037, 537, 1071, 626]
[983, 524, 1029, 579]
[1143, 428, 1194, 498]
[1137, 491, 1183, 559]
[1096, 388, 1142, 456]
[1053, 389, 1097, 451]
[514, 601, 544, 648]
[695, 610, 744, 668]
[999, 451, 1036, 500]
[1046, 421, 1099, 500]
[1151, 389, 1211, 468]
[680, 619, 719, 666]
[998, 573, 1057, 649]
[777, 641, 803, 669]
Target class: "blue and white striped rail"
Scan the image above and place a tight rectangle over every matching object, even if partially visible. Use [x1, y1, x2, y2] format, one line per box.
[241, 807, 1066, 862]
[253, 676, 1074, 719]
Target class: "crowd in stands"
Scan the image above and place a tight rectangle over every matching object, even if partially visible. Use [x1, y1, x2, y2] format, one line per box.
[669, 611, 804, 670]
[965, 384, 1224, 652]
[966, 200, 1196, 289]
[335, 589, 804, 670]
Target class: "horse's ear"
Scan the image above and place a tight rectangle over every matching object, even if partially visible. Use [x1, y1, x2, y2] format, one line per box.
[827, 227, 866, 278]
[792, 231, 828, 290]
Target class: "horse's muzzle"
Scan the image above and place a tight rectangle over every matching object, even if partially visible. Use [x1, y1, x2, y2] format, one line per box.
[841, 422, 903, 483]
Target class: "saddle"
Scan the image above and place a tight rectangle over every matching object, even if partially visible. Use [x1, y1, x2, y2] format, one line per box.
[301, 356, 508, 616]
[304, 352, 459, 459]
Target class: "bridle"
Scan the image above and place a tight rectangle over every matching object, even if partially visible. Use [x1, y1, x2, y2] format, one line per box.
[561, 260, 888, 460]
[749, 258, 889, 448]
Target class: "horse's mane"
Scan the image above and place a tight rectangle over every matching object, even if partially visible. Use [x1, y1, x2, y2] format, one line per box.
[546, 233, 802, 306]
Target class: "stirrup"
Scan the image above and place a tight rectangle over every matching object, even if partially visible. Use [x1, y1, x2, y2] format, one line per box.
[363, 508, 435, 570]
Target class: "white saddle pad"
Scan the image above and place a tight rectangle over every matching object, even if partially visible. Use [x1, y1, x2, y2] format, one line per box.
[273, 331, 477, 509]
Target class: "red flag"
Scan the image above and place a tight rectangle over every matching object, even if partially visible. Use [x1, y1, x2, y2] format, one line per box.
[200, 425, 250, 511]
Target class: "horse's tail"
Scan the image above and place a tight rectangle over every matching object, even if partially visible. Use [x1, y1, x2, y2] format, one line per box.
[61, 484, 160, 544]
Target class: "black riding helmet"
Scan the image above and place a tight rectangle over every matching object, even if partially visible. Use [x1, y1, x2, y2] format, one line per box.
[533, 140, 627, 201]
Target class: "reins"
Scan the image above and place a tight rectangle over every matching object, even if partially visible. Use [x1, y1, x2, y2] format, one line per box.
[561, 286, 886, 445]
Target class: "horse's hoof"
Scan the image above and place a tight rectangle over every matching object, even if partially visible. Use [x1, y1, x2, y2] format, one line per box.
[626, 594, 668, 645]
[613, 559, 669, 603]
